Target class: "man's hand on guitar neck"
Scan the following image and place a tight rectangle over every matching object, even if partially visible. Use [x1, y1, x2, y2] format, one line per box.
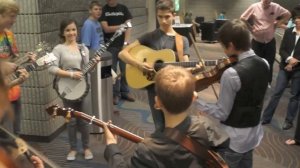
[31, 155, 45, 168]
[103, 120, 118, 145]
[26, 52, 37, 62]
[16, 68, 29, 82]
[8, 68, 29, 87]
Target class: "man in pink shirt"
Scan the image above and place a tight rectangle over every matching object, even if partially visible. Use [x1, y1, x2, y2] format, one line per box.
[241, 0, 291, 82]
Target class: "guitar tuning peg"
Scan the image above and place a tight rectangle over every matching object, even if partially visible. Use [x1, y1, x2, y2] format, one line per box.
[52, 106, 58, 117]
[65, 108, 72, 123]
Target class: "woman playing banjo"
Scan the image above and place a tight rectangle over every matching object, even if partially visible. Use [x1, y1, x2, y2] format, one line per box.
[48, 19, 94, 161]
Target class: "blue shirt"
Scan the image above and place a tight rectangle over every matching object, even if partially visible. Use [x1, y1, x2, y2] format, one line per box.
[287, 18, 295, 28]
[81, 19, 104, 51]
[195, 49, 267, 153]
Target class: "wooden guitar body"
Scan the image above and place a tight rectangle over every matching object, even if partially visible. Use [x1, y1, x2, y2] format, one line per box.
[126, 45, 175, 89]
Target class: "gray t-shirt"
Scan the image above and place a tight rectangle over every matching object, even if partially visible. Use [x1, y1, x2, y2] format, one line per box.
[48, 43, 89, 74]
[138, 29, 190, 61]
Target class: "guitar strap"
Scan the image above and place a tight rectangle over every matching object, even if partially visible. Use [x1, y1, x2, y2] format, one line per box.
[175, 33, 184, 62]
[163, 127, 228, 168]
[78, 44, 87, 69]
[163, 127, 209, 160]
[3, 31, 18, 59]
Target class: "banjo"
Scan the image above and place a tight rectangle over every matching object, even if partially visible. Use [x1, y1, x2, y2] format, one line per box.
[55, 23, 129, 102]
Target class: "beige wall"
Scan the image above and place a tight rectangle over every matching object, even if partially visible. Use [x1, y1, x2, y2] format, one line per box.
[185, 0, 298, 22]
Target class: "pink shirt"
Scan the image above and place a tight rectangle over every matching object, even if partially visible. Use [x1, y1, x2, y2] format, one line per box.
[241, 2, 289, 43]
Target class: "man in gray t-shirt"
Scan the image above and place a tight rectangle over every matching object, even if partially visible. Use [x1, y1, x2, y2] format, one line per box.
[118, 0, 190, 130]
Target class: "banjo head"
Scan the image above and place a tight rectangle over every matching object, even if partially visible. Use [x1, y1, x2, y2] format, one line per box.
[56, 77, 89, 101]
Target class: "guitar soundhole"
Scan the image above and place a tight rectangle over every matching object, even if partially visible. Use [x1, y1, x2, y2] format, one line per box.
[154, 60, 164, 71]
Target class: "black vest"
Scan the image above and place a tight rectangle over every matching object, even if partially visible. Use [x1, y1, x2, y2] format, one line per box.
[222, 56, 269, 128]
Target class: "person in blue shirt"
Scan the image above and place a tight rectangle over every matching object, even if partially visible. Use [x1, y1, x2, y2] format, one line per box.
[81, 1, 104, 55]
[218, 11, 225, 19]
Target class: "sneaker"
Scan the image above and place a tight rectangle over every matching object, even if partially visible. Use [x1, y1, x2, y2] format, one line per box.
[121, 94, 135, 102]
[84, 149, 93, 160]
[282, 121, 293, 130]
[113, 96, 119, 105]
[261, 120, 271, 125]
[67, 150, 77, 161]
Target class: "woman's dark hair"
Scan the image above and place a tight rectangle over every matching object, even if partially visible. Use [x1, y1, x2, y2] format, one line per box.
[59, 19, 78, 42]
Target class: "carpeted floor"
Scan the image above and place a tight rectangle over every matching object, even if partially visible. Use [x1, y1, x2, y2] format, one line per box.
[29, 38, 300, 168]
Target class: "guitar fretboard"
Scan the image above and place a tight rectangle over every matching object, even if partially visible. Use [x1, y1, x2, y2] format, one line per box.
[154, 60, 218, 71]
[7, 62, 38, 82]
[81, 30, 122, 75]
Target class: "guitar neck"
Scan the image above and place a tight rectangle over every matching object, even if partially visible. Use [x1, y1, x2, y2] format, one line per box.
[13, 56, 29, 66]
[154, 60, 218, 71]
[74, 111, 144, 143]
[7, 62, 37, 82]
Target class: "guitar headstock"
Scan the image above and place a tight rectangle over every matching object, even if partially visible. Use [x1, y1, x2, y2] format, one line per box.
[14, 138, 29, 158]
[34, 41, 51, 54]
[46, 104, 73, 117]
[35, 53, 57, 66]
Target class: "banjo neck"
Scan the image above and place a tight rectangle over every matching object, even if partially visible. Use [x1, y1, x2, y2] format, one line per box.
[81, 30, 124, 75]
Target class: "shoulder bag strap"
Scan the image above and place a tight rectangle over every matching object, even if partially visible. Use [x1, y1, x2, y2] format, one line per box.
[3, 31, 17, 59]
[175, 33, 184, 62]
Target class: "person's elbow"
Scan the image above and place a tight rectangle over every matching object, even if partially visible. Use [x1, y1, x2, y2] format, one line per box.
[240, 17, 247, 22]
[284, 12, 292, 21]
[118, 50, 126, 61]
[102, 27, 110, 33]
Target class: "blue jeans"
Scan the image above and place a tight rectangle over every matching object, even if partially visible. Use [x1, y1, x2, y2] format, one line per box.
[109, 47, 130, 97]
[219, 148, 253, 168]
[147, 85, 165, 130]
[263, 69, 300, 123]
[63, 100, 90, 150]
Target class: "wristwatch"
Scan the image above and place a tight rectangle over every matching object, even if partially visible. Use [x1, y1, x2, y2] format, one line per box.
[124, 41, 129, 46]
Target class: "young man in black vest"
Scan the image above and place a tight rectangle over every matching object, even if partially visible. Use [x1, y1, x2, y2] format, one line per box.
[196, 19, 269, 168]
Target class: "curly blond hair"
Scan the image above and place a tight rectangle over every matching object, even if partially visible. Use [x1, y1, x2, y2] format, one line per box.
[0, 0, 19, 15]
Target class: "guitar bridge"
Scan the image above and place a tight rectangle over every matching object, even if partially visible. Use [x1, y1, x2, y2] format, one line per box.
[61, 87, 72, 97]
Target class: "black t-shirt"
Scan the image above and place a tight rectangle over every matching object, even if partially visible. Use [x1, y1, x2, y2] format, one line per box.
[138, 29, 190, 61]
[99, 3, 132, 48]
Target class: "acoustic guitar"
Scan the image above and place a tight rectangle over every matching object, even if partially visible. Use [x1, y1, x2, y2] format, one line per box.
[7, 42, 52, 101]
[6, 53, 56, 86]
[126, 45, 225, 89]
[46, 105, 229, 168]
